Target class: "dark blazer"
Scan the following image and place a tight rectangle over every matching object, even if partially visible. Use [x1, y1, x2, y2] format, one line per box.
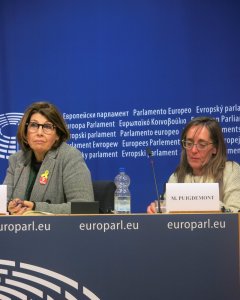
[4, 142, 94, 214]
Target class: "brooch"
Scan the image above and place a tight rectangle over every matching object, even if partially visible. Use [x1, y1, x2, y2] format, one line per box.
[39, 170, 49, 185]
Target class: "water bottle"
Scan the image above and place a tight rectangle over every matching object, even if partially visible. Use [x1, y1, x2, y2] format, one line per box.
[114, 167, 131, 214]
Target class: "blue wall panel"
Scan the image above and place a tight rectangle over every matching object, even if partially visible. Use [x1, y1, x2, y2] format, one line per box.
[0, 0, 239, 212]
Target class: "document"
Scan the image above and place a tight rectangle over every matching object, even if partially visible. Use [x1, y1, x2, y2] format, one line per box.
[0, 185, 7, 214]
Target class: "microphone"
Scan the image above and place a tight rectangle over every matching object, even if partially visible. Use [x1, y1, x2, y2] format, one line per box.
[146, 147, 162, 213]
[9, 161, 28, 201]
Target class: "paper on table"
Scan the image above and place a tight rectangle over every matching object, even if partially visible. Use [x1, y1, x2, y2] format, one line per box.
[0, 185, 7, 214]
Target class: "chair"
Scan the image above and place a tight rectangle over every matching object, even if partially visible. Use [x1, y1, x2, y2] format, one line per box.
[93, 181, 116, 213]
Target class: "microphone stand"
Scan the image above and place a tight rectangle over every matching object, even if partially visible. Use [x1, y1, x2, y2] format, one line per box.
[147, 148, 162, 213]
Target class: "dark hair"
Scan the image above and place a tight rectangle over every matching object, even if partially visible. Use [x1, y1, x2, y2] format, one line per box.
[17, 101, 70, 151]
[176, 116, 226, 182]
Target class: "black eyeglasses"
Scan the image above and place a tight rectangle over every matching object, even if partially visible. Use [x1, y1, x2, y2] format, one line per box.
[26, 122, 56, 134]
[182, 140, 213, 151]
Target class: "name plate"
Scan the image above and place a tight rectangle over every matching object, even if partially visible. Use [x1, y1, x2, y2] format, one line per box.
[165, 183, 220, 212]
[0, 185, 7, 214]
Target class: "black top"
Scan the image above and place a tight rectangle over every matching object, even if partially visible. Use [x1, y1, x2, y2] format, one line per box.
[24, 155, 42, 200]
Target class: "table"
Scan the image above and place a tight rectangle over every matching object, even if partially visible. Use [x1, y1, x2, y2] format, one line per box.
[0, 213, 239, 300]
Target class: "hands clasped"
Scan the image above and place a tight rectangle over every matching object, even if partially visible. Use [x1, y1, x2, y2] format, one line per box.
[8, 199, 35, 215]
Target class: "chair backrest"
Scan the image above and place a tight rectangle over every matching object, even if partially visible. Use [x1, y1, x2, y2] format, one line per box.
[93, 180, 116, 213]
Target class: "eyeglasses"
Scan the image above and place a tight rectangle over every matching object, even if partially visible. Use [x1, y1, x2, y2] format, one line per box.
[182, 140, 213, 151]
[26, 122, 56, 134]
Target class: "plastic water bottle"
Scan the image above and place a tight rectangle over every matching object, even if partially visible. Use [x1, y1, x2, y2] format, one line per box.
[114, 167, 131, 214]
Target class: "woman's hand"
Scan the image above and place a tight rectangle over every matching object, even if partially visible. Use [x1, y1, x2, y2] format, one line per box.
[147, 202, 156, 214]
[8, 199, 26, 215]
[8, 199, 35, 215]
[22, 200, 35, 211]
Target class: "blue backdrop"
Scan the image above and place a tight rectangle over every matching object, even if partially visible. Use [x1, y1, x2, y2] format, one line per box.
[0, 0, 239, 212]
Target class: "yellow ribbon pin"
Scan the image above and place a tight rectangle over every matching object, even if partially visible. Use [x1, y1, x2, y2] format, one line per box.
[41, 170, 49, 179]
